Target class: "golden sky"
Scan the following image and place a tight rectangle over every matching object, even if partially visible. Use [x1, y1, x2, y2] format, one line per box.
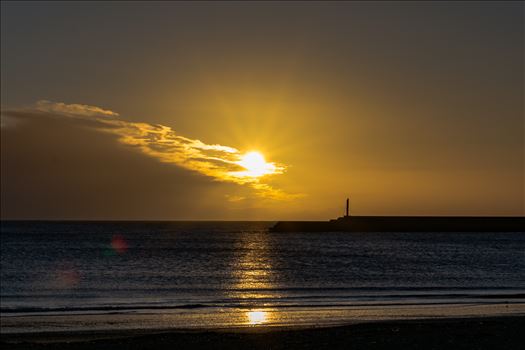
[1, 2, 523, 219]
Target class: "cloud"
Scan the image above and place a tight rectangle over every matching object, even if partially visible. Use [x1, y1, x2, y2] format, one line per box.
[225, 195, 246, 202]
[2, 101, 300, 200]
[35, 100, 119, 118]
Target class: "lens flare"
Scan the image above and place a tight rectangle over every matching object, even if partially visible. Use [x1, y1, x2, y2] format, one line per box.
[54, 263, 80, 288]
[111, 234, 128, 254]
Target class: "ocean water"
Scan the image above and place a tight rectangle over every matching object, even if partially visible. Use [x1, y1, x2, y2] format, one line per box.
[1, 221, 524, 329]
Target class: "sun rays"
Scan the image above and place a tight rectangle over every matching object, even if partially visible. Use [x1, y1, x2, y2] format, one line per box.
[2, 101, 298, 200]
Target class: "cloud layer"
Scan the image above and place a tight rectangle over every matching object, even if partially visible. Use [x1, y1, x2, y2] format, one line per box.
[2, 101, 298, 200]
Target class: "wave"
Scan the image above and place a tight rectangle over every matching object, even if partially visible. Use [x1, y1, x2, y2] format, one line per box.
[2, 292, 524, 316]
[2, 286, 524, 296]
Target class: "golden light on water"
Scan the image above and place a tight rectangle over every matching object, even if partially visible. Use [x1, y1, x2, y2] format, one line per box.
[247, 310, 267, 325]
[229, 232, 275, 327]
[233, 151, 280, 178]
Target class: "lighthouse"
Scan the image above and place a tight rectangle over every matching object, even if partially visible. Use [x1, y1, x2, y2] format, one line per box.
[345, 198, 350, 217]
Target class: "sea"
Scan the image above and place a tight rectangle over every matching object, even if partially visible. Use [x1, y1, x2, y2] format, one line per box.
[1, 221, 524, 332]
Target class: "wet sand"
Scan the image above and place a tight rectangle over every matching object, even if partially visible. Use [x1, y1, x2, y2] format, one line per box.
[2, 316, 525, 350]
[3, 302, 523, 333]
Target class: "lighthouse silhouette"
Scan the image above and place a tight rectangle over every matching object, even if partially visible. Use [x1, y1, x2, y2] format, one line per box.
[345, 198, 350, 217]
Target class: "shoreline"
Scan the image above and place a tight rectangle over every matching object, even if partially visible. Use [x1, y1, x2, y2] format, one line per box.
[2, 302, 525, 338]
[2, 302, 524, 334]
[2, 315, 525, 349]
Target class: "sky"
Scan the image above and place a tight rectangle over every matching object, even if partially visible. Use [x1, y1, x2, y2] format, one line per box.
[1, 1, 523, 220]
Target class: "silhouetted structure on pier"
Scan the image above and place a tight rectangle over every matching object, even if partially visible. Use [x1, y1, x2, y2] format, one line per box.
[271, 199, 525, 232]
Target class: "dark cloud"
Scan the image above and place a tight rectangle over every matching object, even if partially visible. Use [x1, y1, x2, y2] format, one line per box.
[1, 101, 300, 219]
[2, 101, 297, 200]
[0, 116, 248, 220]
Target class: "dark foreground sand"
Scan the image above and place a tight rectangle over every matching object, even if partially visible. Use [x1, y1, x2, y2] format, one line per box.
[2, 316, 525, 350]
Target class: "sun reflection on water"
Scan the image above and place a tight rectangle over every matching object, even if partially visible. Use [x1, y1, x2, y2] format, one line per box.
[247, 310, 268, 325]
[231, 232, 275, 292]
[229, 232, 278, 327]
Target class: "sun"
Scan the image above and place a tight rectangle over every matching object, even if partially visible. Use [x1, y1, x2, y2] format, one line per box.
[234, 151, 278, 178]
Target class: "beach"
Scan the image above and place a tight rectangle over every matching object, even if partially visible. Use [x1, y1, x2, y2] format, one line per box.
[3, 1, 524, 348]
[3, 316, 525, 349]
[2, 222, 524, 348]
[2, 303, 524, 349]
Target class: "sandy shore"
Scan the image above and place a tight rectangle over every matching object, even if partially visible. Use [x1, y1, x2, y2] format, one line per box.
[3, 301, 523, 333]
[2, 316, 525, 350]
